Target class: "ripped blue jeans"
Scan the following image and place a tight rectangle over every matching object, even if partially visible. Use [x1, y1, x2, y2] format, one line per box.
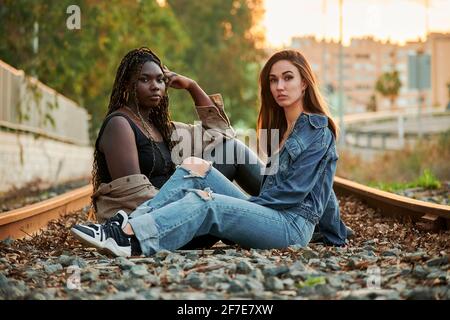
[128, 164, 314, 256]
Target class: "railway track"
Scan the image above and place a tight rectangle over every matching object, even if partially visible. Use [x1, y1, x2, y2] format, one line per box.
[333, 177, 450, 230]
[0, 178, 449, 241]
[0, 185, 92, 240]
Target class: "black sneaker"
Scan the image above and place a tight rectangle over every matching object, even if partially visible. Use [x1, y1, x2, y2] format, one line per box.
[346, 226, 355, 239]
[310, 226, 355, 244]
[71, 210, 132, 257]
[310, 232, 324, 243]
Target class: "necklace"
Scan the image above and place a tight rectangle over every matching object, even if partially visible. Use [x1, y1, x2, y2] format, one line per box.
[123, 105, 168, 179]
[124, 106, 158, 142]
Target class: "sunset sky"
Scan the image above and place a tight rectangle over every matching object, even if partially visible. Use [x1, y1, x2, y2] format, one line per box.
[263, 0, 450, 47]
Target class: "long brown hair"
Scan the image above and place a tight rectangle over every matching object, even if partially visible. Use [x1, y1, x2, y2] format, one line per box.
[91, 47, 176, 208]
[257, 50, 338, 156]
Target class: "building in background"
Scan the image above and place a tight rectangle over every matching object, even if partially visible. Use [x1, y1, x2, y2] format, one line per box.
[286, 33, 450, 114]
[429, 33, 450, 110]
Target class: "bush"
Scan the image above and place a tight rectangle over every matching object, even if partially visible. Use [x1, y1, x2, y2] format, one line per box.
[337, 130, 449, 191]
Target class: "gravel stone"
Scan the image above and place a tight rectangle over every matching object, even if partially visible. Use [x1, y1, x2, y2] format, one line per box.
[130, 265, 149, 277]
[115, 257, 135, 270]
[262, 265, 289, 277]
[265, 276, 284, 291]
[43, 263, 63, 274]
[426, 256, 448, 267]
[236, 260, 254, 274]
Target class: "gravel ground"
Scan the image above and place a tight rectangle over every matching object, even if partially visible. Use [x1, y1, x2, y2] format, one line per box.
[0, 195, 448, 300]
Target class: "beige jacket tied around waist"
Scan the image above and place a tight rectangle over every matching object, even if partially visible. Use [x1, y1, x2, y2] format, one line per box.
[93, 94, 235, 222]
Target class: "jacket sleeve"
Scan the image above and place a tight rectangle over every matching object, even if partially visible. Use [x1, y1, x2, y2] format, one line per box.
[248, 137, 329, 209]
[196, 94, 233, 131]
[317, 190, 348, 246]
[173, 93, 236, 140]
[92, 174, 157, 223]
[171, 94, 236, 162]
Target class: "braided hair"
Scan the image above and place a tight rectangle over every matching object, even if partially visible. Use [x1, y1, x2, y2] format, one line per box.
[91, 47, 176, 209]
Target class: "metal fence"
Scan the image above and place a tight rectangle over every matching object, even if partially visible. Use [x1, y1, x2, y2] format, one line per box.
[0, 59, 90, 146]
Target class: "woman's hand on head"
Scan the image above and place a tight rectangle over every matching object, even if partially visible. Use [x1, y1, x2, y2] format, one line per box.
[163, 66, 194, 90]
[163, 65, 212, 106]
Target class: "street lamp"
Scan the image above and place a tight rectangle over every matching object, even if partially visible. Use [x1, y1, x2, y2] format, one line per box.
[32, 21, 39, 79]
[338, 0, 345, 146]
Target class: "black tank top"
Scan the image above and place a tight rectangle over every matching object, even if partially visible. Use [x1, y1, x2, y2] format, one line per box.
[95, 113, 174, 189]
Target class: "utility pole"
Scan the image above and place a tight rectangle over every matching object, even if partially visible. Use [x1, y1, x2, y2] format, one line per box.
[322, 0, 327, 93]
[417, 49, 424, 139]
[338, 0, 345, 145]
[424, 0, 430, 111]
[424, 0, 429, 40]
[32, 21, 39, 79]
[418, 0, 429, 137]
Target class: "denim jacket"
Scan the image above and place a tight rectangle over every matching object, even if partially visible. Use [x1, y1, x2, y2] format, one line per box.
[248, 113, 347, 245]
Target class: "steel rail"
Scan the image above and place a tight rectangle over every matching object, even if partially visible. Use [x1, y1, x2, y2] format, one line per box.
[334, 176, 450, 230]
[0, 185, 92, 240]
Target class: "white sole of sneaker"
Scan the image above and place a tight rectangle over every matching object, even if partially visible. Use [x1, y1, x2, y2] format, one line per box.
[71, 227, 131, 257]
[103, 238, 131, 257]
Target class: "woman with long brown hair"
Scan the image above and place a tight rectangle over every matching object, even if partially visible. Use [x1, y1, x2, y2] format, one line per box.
[71, 50, 348, 257]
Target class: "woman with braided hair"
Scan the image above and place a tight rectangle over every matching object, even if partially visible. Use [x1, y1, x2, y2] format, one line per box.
[89, 47, 263, 249]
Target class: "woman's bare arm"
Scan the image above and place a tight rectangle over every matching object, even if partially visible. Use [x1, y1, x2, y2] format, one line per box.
[99, 116, 141, 180]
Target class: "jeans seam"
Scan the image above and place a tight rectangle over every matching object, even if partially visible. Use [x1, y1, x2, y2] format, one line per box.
[148, 178, 208, 211]
[218, 204, 287, 224]
[148, 189, 188, 210]
[290, 218, 309, 244]
[157, 208, 205, 238]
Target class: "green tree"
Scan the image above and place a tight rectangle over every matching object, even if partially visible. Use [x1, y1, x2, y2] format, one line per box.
[0, 0, 189, 140]
[166, 0, 265, 129]
[375, 70, 402, 110]
[1, 0, 266, 135]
